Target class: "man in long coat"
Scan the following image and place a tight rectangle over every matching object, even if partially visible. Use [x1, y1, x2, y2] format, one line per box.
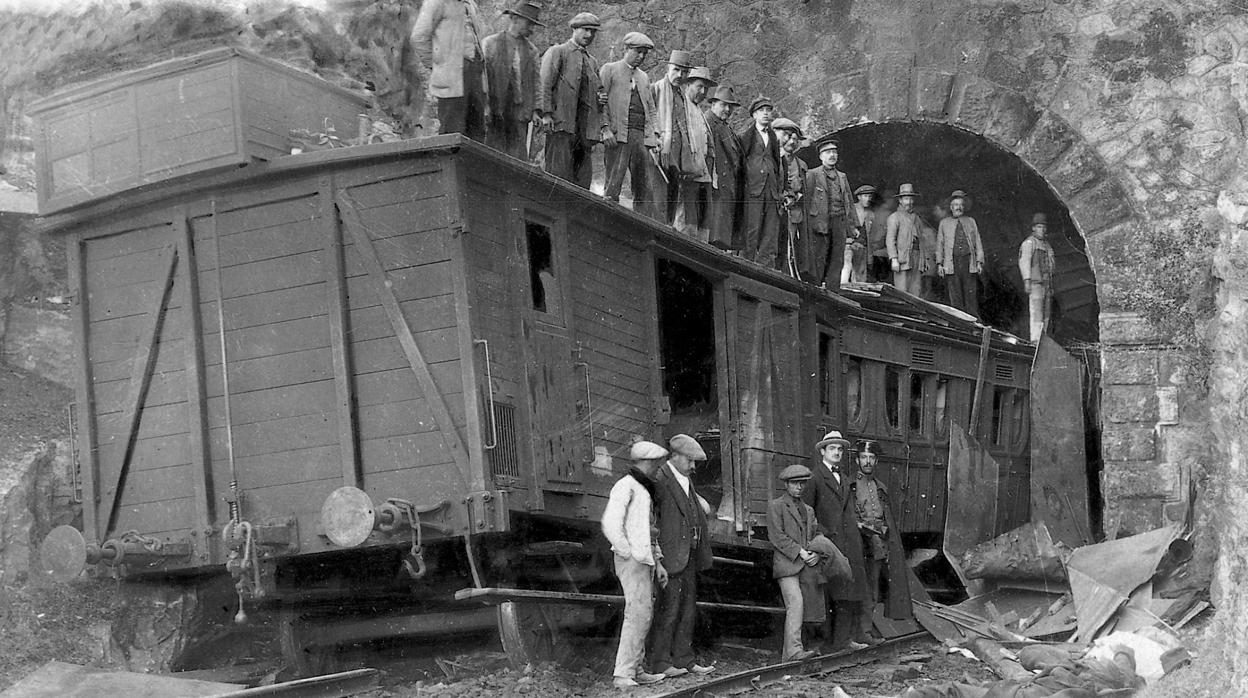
[537, 12, 611, 188]
[802, 430, 868, 652]
[737, 96, 783, 268]
[649, 435, 715, 677]
[411, 0, 488, 140]
[481, 0, 542, 159]
[599, 32, 659, 206]
[848, 440, 911, 643]
[803, 138, 856, 289]
[704, 85, 743, 251]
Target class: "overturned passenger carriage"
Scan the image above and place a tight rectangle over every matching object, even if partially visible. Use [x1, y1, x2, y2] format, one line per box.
[40, 125, 1037, 666]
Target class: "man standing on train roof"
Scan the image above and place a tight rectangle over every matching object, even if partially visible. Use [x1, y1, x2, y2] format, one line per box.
[537, 12, 611, 188]
[649, 50, 695, 225]
[410, 0, 488, 141]
[847, 184, 878, 284]
[802, 430, 869, 652]
[936, 190, 985, 318]
[772, 117, 806, 278]
[1019, 212, 1056, 342]
[599, 32, 659, 207]
[602, 440, 670, 687]
[849, 440, 912, 645]
[803, 138, 856, 290]
[672, 67, 716, 239]
[738, 96, 784, 268]
[649, 434, 716, 678]
[704, 85, 744, 252]
[481, 0, 543, 160]
[885, 183, 924, 296]
[767, 464, 821, 662]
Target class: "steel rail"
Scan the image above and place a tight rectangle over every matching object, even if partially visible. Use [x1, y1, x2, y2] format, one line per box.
[653, 631, 930, 698]
[208, 668, 380, 698]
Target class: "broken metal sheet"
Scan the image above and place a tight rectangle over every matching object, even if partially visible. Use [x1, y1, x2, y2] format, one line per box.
[951, 587, 1077, 640]
[944, 422, 1000, 591]
[959, 520, 1069, 586]
[1067, 525, 1180, 642]
[1030, 336, 1093, 548]
[0, 661, 241, 698]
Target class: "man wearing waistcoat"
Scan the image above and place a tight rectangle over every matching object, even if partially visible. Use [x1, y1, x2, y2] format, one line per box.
[936, 190, 985, 317]
[803, 138, 856, 289]
[885, 184, 924, 296]
[600, 32, 659, 207]
[649, 50, 695, 225]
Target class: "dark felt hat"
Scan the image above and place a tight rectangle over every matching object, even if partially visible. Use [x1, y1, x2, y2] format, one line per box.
[855, 439, 884, 456]
[709, 85, 741, 105]
[667, 49, 695, 68]
[503, 0, 545, 26]
[1032, 212, 1048, 226]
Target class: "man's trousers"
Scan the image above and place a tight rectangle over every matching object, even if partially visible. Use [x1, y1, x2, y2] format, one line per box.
[649, 566, 698, 672]
[612, 554, 655, 679]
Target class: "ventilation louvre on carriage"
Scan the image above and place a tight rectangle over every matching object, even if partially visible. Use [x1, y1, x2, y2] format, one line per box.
[910, 344, 935, 367]
[487, 403, 520, 478]
[994, 362, 1015, 382]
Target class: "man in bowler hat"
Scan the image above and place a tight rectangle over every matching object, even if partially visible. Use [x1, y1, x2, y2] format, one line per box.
[482, 0, 543, 159]
[537, 12, 611, 188]
[738, 97, 784, 268]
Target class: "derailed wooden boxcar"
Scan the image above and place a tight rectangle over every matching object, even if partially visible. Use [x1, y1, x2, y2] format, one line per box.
[40, 134, 1035, 668]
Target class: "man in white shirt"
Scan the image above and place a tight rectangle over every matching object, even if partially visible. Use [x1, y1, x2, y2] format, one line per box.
[602, 440, 670, 687]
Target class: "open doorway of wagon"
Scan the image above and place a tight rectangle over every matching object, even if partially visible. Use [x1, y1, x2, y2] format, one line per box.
[812, 120, 1105, 536]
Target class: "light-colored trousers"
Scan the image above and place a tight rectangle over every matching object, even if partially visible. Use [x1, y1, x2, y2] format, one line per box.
[778, 574, 805, 659]
[1029, 282, 1050, 342]
[613, 554, 655, 679]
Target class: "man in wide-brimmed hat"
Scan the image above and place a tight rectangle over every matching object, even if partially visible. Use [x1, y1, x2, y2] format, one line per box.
[849, 440, 912, 645]
[537, 12, 611, 188]
[600, 31, 659, 206]
[1018, 212, 1055, 341]
[802, 430, 868, 652]
[936, 189, 985, 317]
[803, 137, 856, 289]
[411, 0, 488, 140]
[482, 0, 544, 159]
[649, 49, 696, 225]
[704, 85, 743, 251]
[767, 464, 821, 662]
[737, 96, 784, 268]
[885, 183, 924, 296]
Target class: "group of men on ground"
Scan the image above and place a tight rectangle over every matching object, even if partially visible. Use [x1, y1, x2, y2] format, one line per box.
[601, 430, 913, 687]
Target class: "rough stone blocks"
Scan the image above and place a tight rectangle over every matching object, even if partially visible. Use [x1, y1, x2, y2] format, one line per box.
[1102, 425, 1158, 461]
[1044, 140, 1106, 199]
[1102, 350, 1159, 385]
[1102, 461, 1180, 501]
[1102, 385, 1159, 423]
[1015, 110, 1078, 172]
[868, 52, 914, 122]
[1069, 178, 1135, 236]
[913, 69, 954, 120]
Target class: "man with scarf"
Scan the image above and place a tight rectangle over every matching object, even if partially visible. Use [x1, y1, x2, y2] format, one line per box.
[672, 66, 716, 239]
[537, 12, 611, 188]
[481, 0, 542, 159]
[849, 440, 912, 644]
[704, 86, 743, 251]
[1019, 212, 1055, 341]
[936, 190, 985, 317]
[602, 440, 670, 688]
[649, 50, 695, 225]
[599, 32, 659, 207]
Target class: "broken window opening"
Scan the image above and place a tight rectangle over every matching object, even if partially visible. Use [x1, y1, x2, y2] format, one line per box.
[884, 366, 902, 432]
[909, 372, 928, 435]
[526, 221, 558, 316]
[935, 378, 949, 438]
[819, 333, 835, 418]
[844, 356, 863, 426]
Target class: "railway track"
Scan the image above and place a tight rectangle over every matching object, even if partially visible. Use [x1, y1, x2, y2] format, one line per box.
[654, 632, 931, 698]
[210, 668, 380, 698]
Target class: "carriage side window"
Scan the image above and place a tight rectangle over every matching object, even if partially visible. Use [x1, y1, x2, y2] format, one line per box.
[935, 378, 949, 437]
[909, 372, 927, 435]
[884, 366, 902, 431]
[844, 356, 863, 423]
[526, 222, 559, 316]
[1010, 391, 1028, 447]
[991, 387, 1012, 445]
[819, 333, 835, 417]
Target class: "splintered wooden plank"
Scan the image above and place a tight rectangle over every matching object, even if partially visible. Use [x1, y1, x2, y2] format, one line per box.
[336, 190, 468, 473]
[99, 244, 178, 536]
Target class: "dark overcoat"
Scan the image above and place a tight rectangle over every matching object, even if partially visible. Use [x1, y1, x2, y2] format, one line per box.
[481, 30, 538, 124]
[848, 478, 912, 620]
[705, 111, 743, 248]
[537, 40, 607, 140]
[654, 464, 713, 576]
[736, 124, 782, 200]
[802, 464, 867, 601]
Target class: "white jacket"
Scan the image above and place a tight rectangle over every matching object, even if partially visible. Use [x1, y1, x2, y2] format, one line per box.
[601, 475, 660, 566]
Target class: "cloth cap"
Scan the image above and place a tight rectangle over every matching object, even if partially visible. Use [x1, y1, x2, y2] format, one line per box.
[709, 85, 740, 105]
[779, 464, 813, 481]
[1032, 212, 1048, 226]
[817, 137, 840, 154]
[748, 96, 774, 114]
[667, 49, 695, 68]
[816, 430, 850, 449]
[893, 183, 920, 198]
[622, 31, 654, 49]
[668, 434, 707, 461]
[949, 189, 969, 201]
[771, 117, 803, 139]
[568, 12, 601, 28]
[629, 440, 668, 460]
[854, 184, 877, 197]
[686, 66, 718, 87]
[502, 0, 545, 26]
[855, 439, 884, 456]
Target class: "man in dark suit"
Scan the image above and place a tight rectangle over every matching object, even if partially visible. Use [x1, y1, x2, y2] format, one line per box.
[704, 86, 743, 251]
[737, 97, 783, 268]
[481, 0, 543, 159]
[802, 429, 868, 652]
[803, 138, 856, 289]
[537, 12, 611, 187]
[649, 434, 715, 677]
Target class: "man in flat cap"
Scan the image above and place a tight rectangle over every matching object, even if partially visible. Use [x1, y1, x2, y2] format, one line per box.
[767, 464, 821, 662]
[538, 12, 611, 188]
[885, 183, 924, 296]
[738, 97, 784, 268]
[849, 440, 911, 644]
[803, 430, 868, 652]
[803, 138, 856, 289]
[673, 66, 717, 238]
[649, 434, 715, 678]
[936, 190, 984, 317]
[411, 0, 488, 140]
[600, 32, 659, 207]
[482, 0, 543, 159]
[602, 440, 671, 687]
[847, 184, 878, 284]
[1019, 212, 1055, 341]
[705, 86, 743, 251]
[650, 50, 695, 225]
[772, 118, 806, 277]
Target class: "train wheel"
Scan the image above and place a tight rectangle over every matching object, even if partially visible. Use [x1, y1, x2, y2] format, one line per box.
[497, 601, 560, 668]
